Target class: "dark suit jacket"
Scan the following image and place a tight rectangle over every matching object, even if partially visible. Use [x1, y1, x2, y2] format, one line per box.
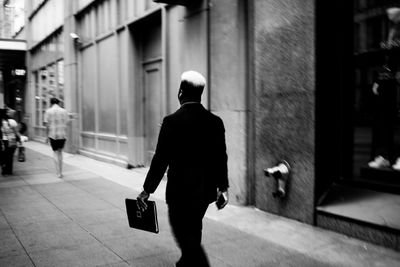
[143, 103, 228, 204]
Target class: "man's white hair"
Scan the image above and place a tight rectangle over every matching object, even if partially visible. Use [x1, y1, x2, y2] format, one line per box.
[181, 70, 206, 87]
[387, 7, 400, 23]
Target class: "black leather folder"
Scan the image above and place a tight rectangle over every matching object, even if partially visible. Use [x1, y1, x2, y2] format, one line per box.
[125, 198, 159, 234]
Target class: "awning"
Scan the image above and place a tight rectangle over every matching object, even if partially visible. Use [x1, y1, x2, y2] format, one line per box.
[0, 39, 26, 71]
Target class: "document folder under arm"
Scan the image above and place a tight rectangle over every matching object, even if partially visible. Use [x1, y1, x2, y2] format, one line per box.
[125, 198, 159, 234]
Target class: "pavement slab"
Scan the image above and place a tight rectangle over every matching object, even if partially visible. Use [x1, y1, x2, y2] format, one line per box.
[62, 208, 126, 227]
[0, 213, 10, 230]
[11, 217, 78, 237]
[0, 143, 398, 267]
[0, 253, 35, 267]
[103, 233, 180, 262]
[0, 228, 26, 257]
[28, 242, 124, 267]
[128, 252, 180, 267]
[97, 261, 131, 267]
[0, 176, 27, 188]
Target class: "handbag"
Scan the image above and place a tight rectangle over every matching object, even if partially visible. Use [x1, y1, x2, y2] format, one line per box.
[125, 198, 159, 234]
[18, 147, 25, 162]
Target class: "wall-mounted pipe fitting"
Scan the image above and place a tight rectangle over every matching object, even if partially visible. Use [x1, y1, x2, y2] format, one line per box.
[263, 160, 291, 198]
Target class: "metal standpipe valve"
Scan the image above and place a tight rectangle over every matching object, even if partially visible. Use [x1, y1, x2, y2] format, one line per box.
[263, 160, 291, 198]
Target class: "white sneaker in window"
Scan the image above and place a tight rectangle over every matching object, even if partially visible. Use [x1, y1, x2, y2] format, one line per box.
[368, 156, 390, 169]
[392, 158, 400, 171]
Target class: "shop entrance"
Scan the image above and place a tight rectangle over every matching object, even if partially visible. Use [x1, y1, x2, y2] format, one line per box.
[132, 11, 163, 166]
[351, 4, 400, 193]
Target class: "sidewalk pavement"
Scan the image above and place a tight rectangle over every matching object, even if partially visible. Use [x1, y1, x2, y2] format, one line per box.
[0, 142, 398, 267]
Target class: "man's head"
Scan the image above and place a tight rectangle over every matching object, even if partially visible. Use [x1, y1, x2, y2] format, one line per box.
[178, 70, 206, 104]
[50, 97, 60, 106]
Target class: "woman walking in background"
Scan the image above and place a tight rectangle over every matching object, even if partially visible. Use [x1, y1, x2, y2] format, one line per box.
[0, 109, 20, 175]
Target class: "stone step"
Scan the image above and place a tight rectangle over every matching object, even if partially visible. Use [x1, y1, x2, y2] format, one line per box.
[316, 184, 400, 251]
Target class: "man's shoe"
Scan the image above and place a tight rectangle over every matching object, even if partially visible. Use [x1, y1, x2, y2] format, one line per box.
[368, 156, 390, 169]
[392, 158, 400, 171]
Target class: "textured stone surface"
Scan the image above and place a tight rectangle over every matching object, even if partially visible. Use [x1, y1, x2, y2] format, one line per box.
[0, 217, 9, 231]
[0, 253, 35, 267]
[317, 213, 400, 251]
[29, 243, 122, 267]
[210, 0, 247, 111]
[166, 4, 209, 111]
[252, 0, 316, 223]
[0, 228, 25, 257]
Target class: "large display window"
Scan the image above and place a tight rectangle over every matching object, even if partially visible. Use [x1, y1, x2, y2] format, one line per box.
[352, 1, 400, 188]
[31, 30, 64, 138]
[33, 62, 65, 128]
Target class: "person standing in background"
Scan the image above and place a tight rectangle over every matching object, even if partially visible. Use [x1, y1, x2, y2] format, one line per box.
[0, 108, 19, 175]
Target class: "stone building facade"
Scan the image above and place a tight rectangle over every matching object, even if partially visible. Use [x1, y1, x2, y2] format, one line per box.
[23, 0, 400, 251]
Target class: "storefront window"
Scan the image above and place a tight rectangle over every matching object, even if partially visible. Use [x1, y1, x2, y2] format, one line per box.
[48, 63, 56, 99]
[34, 71, 40, 126]
[353, 2, 400, 180]
[57, 60, 64, 105]
[57, 31, 64, 55]
[31, 29, 64, 138]
[40, 68, 48, 126]
[33, 61, 64, 128]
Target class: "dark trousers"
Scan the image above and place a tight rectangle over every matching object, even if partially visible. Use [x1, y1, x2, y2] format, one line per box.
[372, 89, 397, 161]
[168, 202, 210, 267]
[2, 141, 16, 175]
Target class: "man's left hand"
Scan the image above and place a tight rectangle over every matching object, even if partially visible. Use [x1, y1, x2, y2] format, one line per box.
[137, 190, 149, 211]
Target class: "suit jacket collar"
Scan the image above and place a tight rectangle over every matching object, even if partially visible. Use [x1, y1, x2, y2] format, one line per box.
[180, 101, 201, 107]
[179, 102, 204, 110]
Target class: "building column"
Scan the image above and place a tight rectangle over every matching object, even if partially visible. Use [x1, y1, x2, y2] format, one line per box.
[251, 0, 316, 224]
[209, 0, 248, 205]
[63, 0, 79, 153]
[0, 71, 4, 107]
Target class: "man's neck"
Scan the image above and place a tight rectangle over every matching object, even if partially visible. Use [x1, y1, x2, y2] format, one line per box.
[181, 101, 200, 107]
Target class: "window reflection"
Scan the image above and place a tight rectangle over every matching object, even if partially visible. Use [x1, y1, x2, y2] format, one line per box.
[353, 1, 400, 179]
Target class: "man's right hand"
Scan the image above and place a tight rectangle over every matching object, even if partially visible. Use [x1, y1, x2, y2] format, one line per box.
[372, 82, 379, 95]
[216, 190, 229, 210]
[136, 190, 149, 211]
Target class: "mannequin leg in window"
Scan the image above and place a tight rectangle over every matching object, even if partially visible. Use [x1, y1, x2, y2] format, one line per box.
[368, 79, 396, 169]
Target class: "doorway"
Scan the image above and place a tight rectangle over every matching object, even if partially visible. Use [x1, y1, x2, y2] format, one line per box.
[143, 60, 163, 165]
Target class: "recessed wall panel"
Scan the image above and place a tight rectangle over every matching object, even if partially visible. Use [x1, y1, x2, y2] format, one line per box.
[98, 137, 118, 154]
[118, 30, 128, 136]
[98, 36, 118, 134]
[119, 139, 129, 157]
[82, 135, 95, 149]
[82, 46, 96, 132]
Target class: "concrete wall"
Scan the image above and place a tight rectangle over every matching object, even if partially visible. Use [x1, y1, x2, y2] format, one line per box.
[75, 0, 163, 166]
[165, 1, 247, 205]
[29, 0, 63, 47]
[209, 0, 248, 205]
[252, 0, 316, 223]
[166, 4, 208, 112]
[63, 0, 79, 153]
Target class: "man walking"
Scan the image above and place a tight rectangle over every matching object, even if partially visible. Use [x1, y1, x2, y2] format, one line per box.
[137, 70, 229, 267]
[44, 97, 69, 178]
